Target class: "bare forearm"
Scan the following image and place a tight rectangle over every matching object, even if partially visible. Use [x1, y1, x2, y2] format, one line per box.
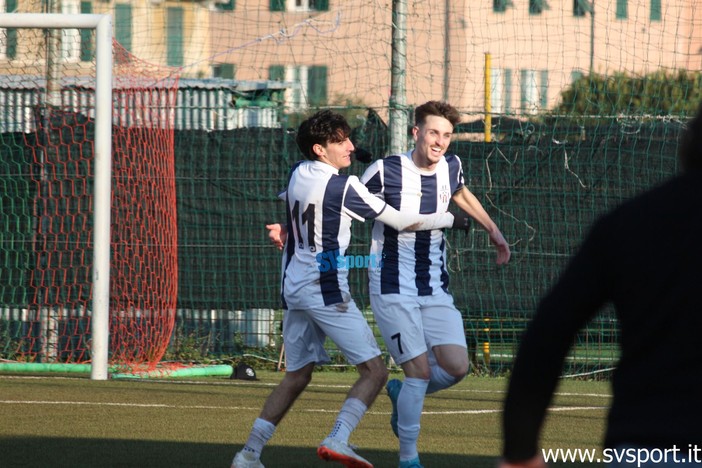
[452, 188, 497, 234]
[452, 187, 511, 264]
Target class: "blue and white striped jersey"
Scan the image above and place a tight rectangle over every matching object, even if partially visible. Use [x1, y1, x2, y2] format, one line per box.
[281, 160, 391, 309]
[360, 151, 465, 296]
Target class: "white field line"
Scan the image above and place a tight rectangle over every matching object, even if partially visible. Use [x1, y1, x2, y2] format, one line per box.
[0, 374, 614, 398]
[0, 399, 607, 416]
[0, 400, 247, 410]
[0, 375, 611, 415]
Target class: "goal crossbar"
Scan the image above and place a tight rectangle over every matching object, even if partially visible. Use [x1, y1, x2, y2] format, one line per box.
[0, 13, 113, 380]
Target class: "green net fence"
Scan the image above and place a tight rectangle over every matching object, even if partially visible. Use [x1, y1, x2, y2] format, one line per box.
[167, 113, 686, 376]
[3, 104, 683, 376]
[0, 0, 698, 378]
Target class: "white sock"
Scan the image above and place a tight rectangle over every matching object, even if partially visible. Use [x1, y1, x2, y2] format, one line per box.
[426, 364, 462, 394]
[242, 418, 276, 458]
[327, 397, 367, 443]
[398, 377, 429, 462]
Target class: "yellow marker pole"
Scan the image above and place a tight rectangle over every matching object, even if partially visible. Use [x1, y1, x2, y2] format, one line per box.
[484, 52, 492, 143]
[482, 317, 491, 366]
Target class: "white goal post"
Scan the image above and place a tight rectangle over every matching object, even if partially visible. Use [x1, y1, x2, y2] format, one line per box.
[0, 14, 113, 380]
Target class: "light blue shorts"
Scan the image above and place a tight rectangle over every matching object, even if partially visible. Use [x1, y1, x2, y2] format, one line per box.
[370, 291, 467, 365]
[283, 300, 381, 372]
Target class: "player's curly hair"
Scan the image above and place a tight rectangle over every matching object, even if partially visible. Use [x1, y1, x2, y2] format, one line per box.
[679, 101, 702, 173]
[414, 101, 461, 128]
[296, 110, 352, 161]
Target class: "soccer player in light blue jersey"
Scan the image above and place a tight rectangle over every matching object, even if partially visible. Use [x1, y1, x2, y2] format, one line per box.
[232, 110, 465, 468]
[360, 101, 511, 468]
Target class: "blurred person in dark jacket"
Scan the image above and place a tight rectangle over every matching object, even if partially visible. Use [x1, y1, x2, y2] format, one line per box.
[499, 103, 702, 468]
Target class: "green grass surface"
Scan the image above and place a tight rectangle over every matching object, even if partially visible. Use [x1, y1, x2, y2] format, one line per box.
[0, 370, 610, 467]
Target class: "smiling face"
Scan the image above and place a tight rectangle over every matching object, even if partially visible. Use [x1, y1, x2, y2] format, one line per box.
[315, 137, 355, 170]
[411, 114, 454, 171]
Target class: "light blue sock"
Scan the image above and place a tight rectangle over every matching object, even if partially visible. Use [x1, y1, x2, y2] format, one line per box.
[426, 364, 463, 394]
[398, 377, 429, 462]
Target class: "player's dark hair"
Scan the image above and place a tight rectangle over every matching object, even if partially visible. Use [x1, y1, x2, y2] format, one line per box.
[296, 110, 352, 161]
[414, 101, 461, 128]
[678, 102, 702, 173]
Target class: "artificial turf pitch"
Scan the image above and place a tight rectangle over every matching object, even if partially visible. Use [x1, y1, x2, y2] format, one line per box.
[0, 370, 610, 467]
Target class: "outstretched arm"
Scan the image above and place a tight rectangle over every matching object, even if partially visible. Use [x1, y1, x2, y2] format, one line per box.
[345, 175, 456, 232]
[375, 205, 455, 232]
[452, 186, 511, 264]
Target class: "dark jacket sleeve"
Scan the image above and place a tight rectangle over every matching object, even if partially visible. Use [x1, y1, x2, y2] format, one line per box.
[502, 217, 612, 461]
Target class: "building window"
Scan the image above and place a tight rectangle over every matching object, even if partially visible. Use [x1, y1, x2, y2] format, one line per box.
[493, 0, 513, 13]
[285, 66, 308, 110]
[269, 64, 327, 111]
[213, 63, 236, 79]
[529, 0, 548, 15]
[616, 0, 627, 19]
[61, 0, 80, 62]
[520, 69, 547, 115]
[650, 0, 661, 21]
[80, 1, 93, 61]
[166, 7, 184, 67]
[115, 3, 132, 52]
[490, 68, 512, 114]
[215, 0, 235, 10]
[0, 0, 18, 60]
[270, 0, 328, 12]
[574, 0, 591, 17]
[307, 66, 327, 106]
[571, 70, 584, 84]
[539, 70, 548, 109]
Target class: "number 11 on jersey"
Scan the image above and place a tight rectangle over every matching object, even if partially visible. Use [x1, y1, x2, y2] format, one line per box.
[291, 200, 316, 252]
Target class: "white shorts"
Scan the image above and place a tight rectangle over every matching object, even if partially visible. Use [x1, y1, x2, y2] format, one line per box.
[283, 300, 381, 372]
[370, 292, 467, 365]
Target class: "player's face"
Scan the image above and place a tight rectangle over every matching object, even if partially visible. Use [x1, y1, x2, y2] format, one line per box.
[317, 137, 355, 170]
[412, 115, 454, 170]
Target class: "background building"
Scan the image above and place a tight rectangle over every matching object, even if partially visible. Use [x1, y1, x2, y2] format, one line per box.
[1, 0, 699, 117]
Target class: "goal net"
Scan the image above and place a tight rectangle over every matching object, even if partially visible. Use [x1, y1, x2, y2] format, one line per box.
[0, 15, 179, 372]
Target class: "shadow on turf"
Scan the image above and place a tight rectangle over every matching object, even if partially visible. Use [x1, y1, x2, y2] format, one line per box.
[0, 436, 505, 467]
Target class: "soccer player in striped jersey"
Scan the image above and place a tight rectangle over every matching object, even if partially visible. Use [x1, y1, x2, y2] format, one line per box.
[232, 110, 465, 468]
[360, 101, 511, 468]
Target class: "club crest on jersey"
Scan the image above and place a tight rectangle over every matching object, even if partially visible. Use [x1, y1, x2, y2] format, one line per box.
[439, 184, 450, 204]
